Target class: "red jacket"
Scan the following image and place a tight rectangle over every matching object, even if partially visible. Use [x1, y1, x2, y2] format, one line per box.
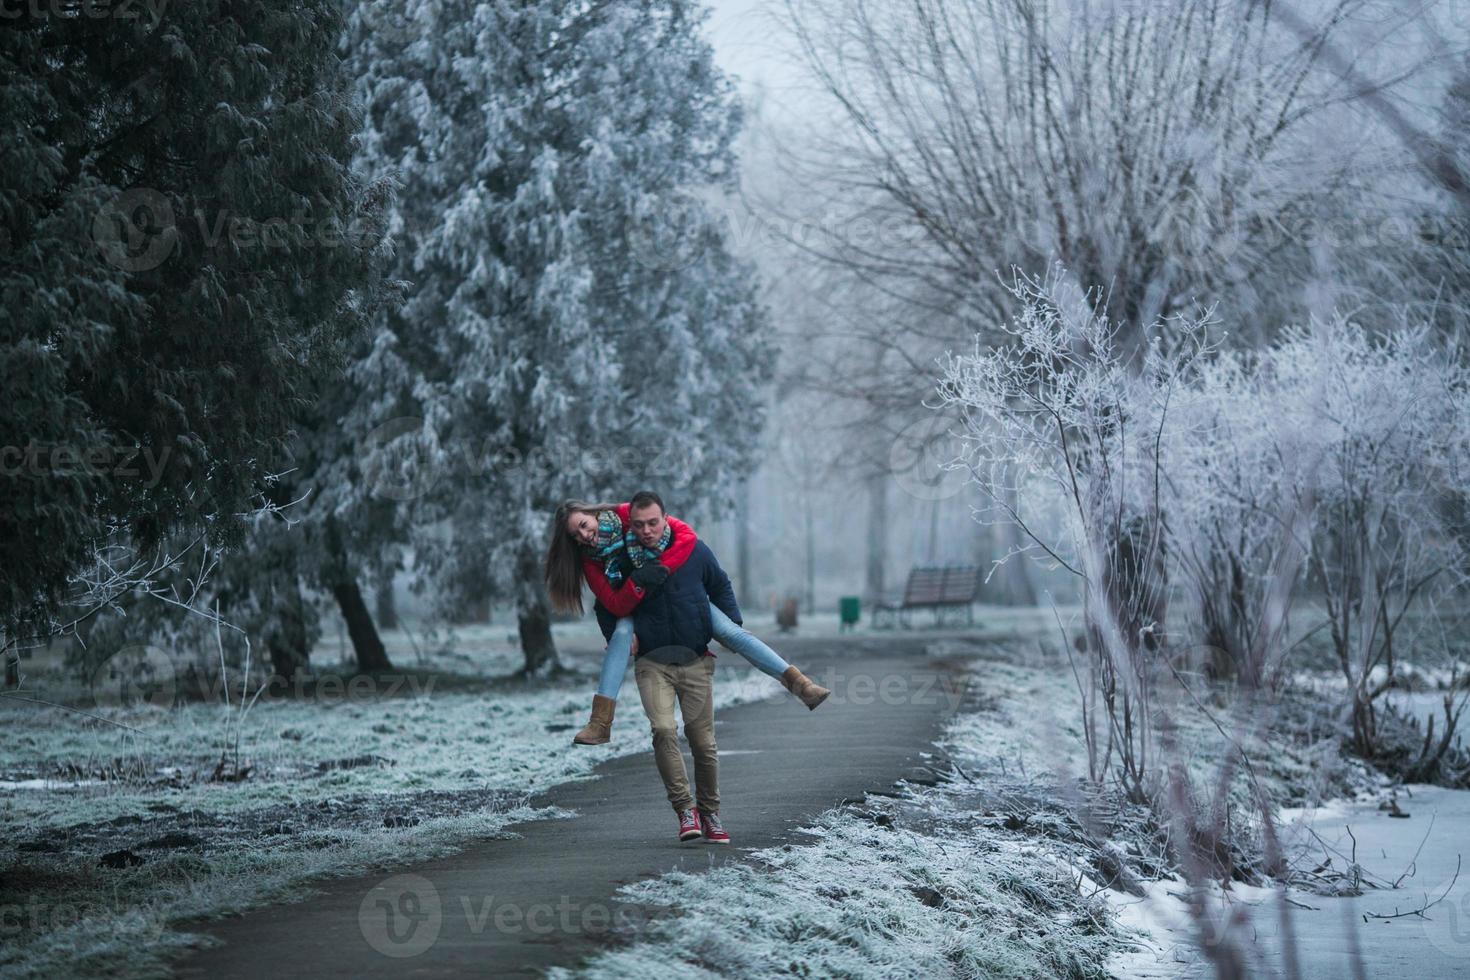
[580, 502, 697, 617]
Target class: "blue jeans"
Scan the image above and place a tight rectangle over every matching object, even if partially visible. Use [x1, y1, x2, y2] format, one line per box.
[595, 603, 790, 698]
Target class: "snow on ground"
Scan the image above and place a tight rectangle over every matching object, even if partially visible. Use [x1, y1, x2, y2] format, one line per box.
[0, 615, 792, 979]
[10, 605, 1455, 978]
[1098, 784, 1470, 978]
[546, 639, 1135, 979]
[542, 796, 1122, 980]
[545, 630, 1470, 980]
[1251, 784, 1470, 977]
[945, 652, 1468, 979]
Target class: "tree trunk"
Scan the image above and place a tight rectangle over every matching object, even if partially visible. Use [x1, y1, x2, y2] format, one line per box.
[467, 594, 491, 624]
[865, 470, 887, 603]
[267, 579, 311, 683]
[736, 476, 752, 603]
[516, 544, 560, 674]
[984, 484, 1037, 605]
[331, 577, 393, 672]
[320, 513, 392, 671]
[927, 498, 941, 563]
[375, 578, 398, 630]
[804, 493, 816, 615]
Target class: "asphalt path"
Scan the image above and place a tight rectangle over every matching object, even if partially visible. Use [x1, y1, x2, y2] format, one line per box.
[173, 636, 968, 978]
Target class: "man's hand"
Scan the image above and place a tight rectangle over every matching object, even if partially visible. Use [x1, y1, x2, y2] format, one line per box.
[630, 633, 639, 656]
[630, 563, 669, 591]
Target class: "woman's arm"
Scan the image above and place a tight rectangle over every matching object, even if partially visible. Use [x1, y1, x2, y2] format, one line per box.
[581, 513, 699, 617]
[658, 515, 697, 571]
[582, 556, 647, 617]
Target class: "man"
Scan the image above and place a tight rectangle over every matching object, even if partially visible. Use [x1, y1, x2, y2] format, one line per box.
[593, 489, 738, 845]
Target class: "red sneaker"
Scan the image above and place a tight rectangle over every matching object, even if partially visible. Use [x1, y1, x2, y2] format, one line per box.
[677, 807, 702, 842]
[701, 810, 731, 844]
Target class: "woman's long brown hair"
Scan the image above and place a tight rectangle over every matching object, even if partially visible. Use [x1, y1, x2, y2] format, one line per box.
[543, 499, 622, 615]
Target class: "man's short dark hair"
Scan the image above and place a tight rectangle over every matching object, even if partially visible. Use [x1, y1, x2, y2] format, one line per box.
[629, 490, 664, 514]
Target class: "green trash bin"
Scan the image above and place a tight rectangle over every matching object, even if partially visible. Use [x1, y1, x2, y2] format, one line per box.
[839, 596, 861, 632]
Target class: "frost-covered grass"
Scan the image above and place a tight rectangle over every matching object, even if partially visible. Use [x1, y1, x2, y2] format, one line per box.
[0, 618, 784, 979]
[548, 633, 1409, 979]
[545, 790, 1122, 980]
[1, 801, 571, 980]
[547, 641, 1134, 979]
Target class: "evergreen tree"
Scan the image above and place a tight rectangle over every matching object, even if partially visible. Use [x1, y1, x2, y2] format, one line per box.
[1, 2, 391, 637]
[344, 0, 773, 672]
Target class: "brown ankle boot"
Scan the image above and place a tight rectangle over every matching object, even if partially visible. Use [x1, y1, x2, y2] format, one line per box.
[573, 693, 616, 745]
[780, 665, 831, 710]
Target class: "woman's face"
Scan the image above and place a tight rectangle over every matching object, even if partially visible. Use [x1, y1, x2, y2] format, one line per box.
[566, 511, 598, 546]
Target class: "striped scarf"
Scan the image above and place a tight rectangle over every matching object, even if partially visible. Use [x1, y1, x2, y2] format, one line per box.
[586, 509, 671, 588]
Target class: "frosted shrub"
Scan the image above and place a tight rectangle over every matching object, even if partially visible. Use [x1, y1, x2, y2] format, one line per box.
[944, 263, 1470, 755]
[1159, 330, 1319, 690]
[937, 268, 1212, 804]
[1261, 318, 1470, 757]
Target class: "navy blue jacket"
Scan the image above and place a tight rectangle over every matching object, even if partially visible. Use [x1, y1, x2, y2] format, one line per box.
[595, 540, 742, 656]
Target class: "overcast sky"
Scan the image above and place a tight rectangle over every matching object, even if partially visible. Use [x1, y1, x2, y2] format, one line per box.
[701, 0, 813, 129]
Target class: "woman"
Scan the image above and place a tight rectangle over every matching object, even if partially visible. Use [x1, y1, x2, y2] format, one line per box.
[544, 498, 831, 745]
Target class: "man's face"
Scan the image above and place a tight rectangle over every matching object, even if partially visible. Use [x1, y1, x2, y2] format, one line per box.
[628, 503, 667, 548]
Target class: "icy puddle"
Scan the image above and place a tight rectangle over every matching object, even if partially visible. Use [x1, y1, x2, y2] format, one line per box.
[1254, 785, 1470, 977]
[0, 778, 106, 790]
[1105, 786, 1470, 978]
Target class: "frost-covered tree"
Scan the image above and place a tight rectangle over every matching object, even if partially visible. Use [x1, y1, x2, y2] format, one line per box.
[779, 0, 1389, 355]
[937, 268, 1207, 801]
[760, 0, 1411, 615]
[1, 4, 390, 645]
[343, 0, 772, 671]
[940, 266, 1470, 795]
[1264, 319, 1470, 756]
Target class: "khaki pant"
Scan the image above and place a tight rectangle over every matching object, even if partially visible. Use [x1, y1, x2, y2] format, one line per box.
[633, 654, 718, 814]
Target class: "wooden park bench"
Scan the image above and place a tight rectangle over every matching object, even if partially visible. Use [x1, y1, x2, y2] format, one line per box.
[871, 565, 982, 629]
